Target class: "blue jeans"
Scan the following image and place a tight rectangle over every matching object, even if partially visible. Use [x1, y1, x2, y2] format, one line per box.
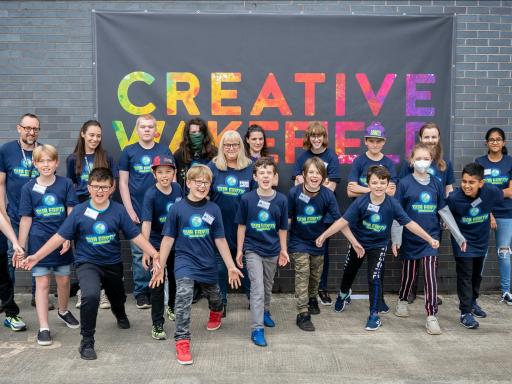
[217, 248, 250, 304]
[495, 218, 512, 294]
[130, 240, 151, 298]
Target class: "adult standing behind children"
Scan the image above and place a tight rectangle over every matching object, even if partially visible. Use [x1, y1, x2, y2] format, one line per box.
[119, 114, 174, 310]
[475, 127, 512, 305]
[294, 121, 340, 307]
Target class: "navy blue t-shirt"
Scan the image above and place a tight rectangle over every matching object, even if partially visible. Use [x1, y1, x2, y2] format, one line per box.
[0, 140, 41, 225]
[395, 174, 446, 259]
[19, 176, 78, 267]
[162, 199, 225, 284]
[475, 155, 512, 219]
[66, 153, 118, 198]
[141, 183, 183, 249]
[343, 193, 411, 250]
[446, 184, 503, 258]
[288, 185, 341, 255]
[398, 158, 455, 189]
[58, 200, 140, 265]
[207, 161, 255, 249]
[294, 148, 341, 183]
[235, 190, 288, 257]
[118, 143, 174, 217]
[348, 153, 397, 187]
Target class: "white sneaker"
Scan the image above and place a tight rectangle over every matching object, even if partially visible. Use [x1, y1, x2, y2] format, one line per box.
[426, 315, 442, 335]
[500, 292, 512, 305]
[394, 299, 409, 317]
[75, 290, 81, 309]
[99, 290, 111, 309]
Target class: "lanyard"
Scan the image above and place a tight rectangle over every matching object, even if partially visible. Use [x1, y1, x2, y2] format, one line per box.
[18, 140, 36, 178]
[84, 155, 93, 173]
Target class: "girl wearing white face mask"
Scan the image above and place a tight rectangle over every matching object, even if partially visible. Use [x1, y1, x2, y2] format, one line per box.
[391, 143, 466, 335]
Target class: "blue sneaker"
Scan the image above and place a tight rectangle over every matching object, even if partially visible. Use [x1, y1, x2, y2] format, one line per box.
[379, 300, 390, 314]
[365, 313, 382, 331]
[334, 289, 351, 313]
[4, 315, 27, 332]
[460, 313, 479, 329]
[251, 328, 267, 347]
[263, 311, 275, 327]
[471, 302, 487, 318]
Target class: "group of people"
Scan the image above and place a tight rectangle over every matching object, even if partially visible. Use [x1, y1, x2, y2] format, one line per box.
[0, 113, 510, 366]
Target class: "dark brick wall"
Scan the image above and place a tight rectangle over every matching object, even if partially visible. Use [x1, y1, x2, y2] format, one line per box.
[1, 1, 511, 293]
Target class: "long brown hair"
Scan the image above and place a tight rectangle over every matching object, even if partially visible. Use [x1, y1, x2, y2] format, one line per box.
[418, 122, 446, 172]
[72, 120, 109, 176]
[178, 118, 217, 164]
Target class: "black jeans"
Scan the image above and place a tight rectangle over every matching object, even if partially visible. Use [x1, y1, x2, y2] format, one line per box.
[455, 256, 484, 314]
[0, 247, 19, 317]
[151, 251, 176, 326]
[340, 246, 386, 314]
[76, 262, 127, 340]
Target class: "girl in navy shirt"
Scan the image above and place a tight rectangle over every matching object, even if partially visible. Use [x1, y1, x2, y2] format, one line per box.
[244, 124, 269, 161]
[475, 127, 512, 305]
[289, 157, 341, 332]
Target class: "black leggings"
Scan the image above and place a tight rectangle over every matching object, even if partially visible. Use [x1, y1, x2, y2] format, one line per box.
[151, 251, 176, 326]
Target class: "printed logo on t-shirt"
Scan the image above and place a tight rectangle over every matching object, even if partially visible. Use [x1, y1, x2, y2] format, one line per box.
[159, 201, 175, 223]
[133, 155, 153, 174]
[411, 192, 437, 213]
[85, 221, 116, 245]
[34, 193, 65, 218]
[427, 167, 442, 183]
[250, 210, 276, 232]
[462, 206, 489, 225]
[297, 204, 323, 225]
[362, 213, 387, 232]
[182, 214, 210, 238]
[80, 163, 90, 182]
[359, 176, 368, 187]
[13, 159, 38, 178]
[216, 175, 248, 196]
[484, 168, 509, 186]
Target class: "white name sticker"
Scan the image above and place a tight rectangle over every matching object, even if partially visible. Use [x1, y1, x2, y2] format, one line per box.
[202, 212, 215, 225]
[84, 207, 99, 220]
[240, 180, 250, 188]
[471, 197, 483, 207]
[257, 199, 271, 210]
[484, 169, 491, 176]
[298, 192, 311, 204]
[367, 203, 380, 213]
[32, 183, 46, 194]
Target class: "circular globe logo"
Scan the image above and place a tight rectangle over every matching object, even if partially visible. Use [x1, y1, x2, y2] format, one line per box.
[469, 207, 480, 217]
[141, 156, 151, 166]
[491, 168, 500, 177]
[225, 175, 238, 187]
[420, 192, 431, 204]
[258, 210, 269, 222]
[43, 193, 56, 206]
[305, 205, 315, 216]
[370, 213, 381, 223]
[93, 221, 107, 235]
[22, 159, 32, 168]
[427, 167, 435, 176]
[190, 215, 203, 228]
[166, 202, 173, 212]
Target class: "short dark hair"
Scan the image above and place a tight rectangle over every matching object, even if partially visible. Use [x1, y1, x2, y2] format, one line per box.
[253, 157, 277, 175]
[367, 165, 391, 182]
[20, 113, 39, 123]
[462, 162, 484, 181]
[88, 167, 114, 185]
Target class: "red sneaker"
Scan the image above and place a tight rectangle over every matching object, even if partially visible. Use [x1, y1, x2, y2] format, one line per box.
[175, 339, 193, 365]
[207, 310, 222, 331]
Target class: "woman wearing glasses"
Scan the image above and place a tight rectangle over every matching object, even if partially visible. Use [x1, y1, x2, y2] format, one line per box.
[475, 127, 512, 305]
[208, 131, 254, 316]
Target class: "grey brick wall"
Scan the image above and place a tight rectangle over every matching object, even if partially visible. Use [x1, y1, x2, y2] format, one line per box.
[1, 1, 511, 294]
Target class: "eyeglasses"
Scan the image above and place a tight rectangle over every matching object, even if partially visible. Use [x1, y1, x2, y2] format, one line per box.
[19, 125, 40, 133]
[223, 143, 240, 149]
[488, 138, 503, 143]
[310, 135, 324, 139]
[89, 185, 111, 192]
[192, 180, 210, 187]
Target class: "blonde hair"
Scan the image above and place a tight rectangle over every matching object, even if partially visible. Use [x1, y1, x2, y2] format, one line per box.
[303, 121, 328, 150]
[135, 114, 157, 129]
[33, 144, 58, 162]
[186, 164, 213, 183]
[213, 130, 252, 171]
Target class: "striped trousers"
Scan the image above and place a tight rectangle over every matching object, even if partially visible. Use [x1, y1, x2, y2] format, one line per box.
[398, 256, 438, 316]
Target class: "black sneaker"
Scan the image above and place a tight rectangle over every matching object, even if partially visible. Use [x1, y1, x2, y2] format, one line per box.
[37, 329, 52, 346]
[407, 291, 416, 304]
[437, 296, 443, 305]
[318, 289, 332, 306]
[296, 312, 315, 332]
[57, 311, 80, 329]
[79, 338, 97, 360]
[117, 316, 131, 329]
[308, 297, 321, 315]
[136, 295, 150, 309]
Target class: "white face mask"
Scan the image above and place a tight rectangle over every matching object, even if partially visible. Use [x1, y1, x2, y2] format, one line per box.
[413, 159, 431, 174]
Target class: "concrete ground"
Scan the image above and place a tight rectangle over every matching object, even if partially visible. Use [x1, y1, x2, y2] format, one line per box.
[1, 293, 511, 384]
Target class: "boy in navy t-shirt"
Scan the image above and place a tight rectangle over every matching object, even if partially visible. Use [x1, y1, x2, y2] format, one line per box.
[118, 114, 174, 308]
[149, 165, 242, 365]
[446, 163, 504, 329]
[22, 167, 160, 360]
[18, 145, 79, 346]
[317, 166, 439, 331]
[235, 157, 289, 347]
[141, 156, 183, 340]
